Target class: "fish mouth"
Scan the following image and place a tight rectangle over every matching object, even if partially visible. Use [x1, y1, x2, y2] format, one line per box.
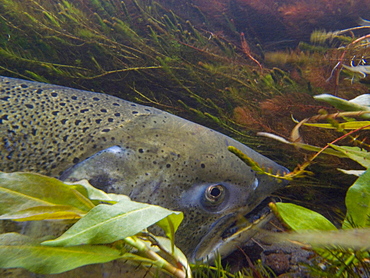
[191, 198, 275, 263]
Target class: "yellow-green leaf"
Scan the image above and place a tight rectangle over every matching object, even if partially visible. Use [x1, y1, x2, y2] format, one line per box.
[0, 233, 122, 274]
[273, 203, 337, 231]
[0, 205, 86, 221]
[329, 145, 370, 168]
[67, 179, 131, 204]
[303, 121, 370, 130]
[0, 172, 94, 216]
[42, 199, 183, 247]
[343, 168, 370, 228]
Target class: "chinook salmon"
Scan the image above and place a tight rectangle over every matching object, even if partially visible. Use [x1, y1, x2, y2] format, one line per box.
[0, 76, 288, 274]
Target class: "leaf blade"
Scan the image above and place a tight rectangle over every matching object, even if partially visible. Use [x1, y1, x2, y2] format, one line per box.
[344, 168, 370, 228]
[0, 233, 122, 274]
[273, 203, 337, 231]
[43, 200, 183, 247]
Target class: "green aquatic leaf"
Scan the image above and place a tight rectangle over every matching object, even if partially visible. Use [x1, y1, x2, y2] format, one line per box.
[66, 179, 131, 203]
[274, 203, 337, 231]
[156, 212, 184, 239]
[329, 144, 370, 169]
[42, 199, 183, 247]
[0, 205, 86, 221]
[302, 121, 370, 130]
[0, 233, 122, 274]
[156, 212, 184, 253]
[0, 172, 94, 216]
[344, 168, 370, 228]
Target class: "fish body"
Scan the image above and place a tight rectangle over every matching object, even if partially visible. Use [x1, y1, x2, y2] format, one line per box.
[0, 76, 288, 273]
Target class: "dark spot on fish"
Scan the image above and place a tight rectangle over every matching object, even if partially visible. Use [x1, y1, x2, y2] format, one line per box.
[138, 148, 144, 153]
[71, 96, 77, 100]
[132, 111, 138, 114]
[80, 109, 89, 113]
[75, 120, 81, 125]
[102, 129, 110, 132]
[131, 104, 137, 107]
[20, 84, 28, 88]
[0, 114, 8, 124]
[93, 97, 100, 101]
[114, 113, 120, 117]
[52, 111, 59, 116]
[51, 164, 57, 169]
[100, 109, 107, 113]
[6, 151, 14, 160]
[82, 127, 89, 132]
[108, 118, 113, 122]
[113, 103, 120, 106]
[201, 163, 205, 168]
[32, 128, 37, 136]
[0, 96, 10, 101]
[153, 161, 157, 164]
[35, 89, 43, 94]
[73, 157, 79, 164]
[61, 119, 68, 124]
[166, 164, 171, 168]
[60, 103, 66, 106]
[51, 92, 58, 97]
[25, 104, 34, 109]
[95, 119, 102, 124]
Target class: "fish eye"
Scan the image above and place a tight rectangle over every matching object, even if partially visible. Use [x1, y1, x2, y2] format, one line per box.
[204, 184, 225, 205]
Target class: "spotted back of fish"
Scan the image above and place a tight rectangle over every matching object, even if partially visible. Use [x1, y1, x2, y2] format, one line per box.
[0, 76, 161, 175]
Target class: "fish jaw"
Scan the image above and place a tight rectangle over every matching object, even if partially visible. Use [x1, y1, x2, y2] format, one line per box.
[189, 198, 275, 262]
[175, 176, 287, 262]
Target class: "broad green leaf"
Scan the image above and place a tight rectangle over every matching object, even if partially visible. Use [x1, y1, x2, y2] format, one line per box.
[329, 145, 370, 168]
[0, 172, 94, 215]
[343, 168, 370, 228]
[42, 199, 183, 247]
[156, 212, 184, 253]
[0, 205, 86, 221]
[66, 179, 130, 203]
[0, 233, 122, 274]
[157, 212, 184, 240]
[274, 203, 337, 231]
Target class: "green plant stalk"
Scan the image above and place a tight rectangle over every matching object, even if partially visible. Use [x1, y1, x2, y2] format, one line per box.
[123, 236, 187, 278]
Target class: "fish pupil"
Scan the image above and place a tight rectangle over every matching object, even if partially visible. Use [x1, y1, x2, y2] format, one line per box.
[210, 187, 221, 197]
[205, 184, 225, 204]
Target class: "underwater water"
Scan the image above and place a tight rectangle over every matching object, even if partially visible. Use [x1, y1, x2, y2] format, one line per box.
[1, 0, 370, 277]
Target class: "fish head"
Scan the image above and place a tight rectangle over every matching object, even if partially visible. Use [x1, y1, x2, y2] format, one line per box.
[60, 111, 289, 262]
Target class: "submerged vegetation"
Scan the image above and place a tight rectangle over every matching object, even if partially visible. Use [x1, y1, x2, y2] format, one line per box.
[0, 0, 304, 152]
[0, 172, 189, 277]
[1, 0, 370, 277]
